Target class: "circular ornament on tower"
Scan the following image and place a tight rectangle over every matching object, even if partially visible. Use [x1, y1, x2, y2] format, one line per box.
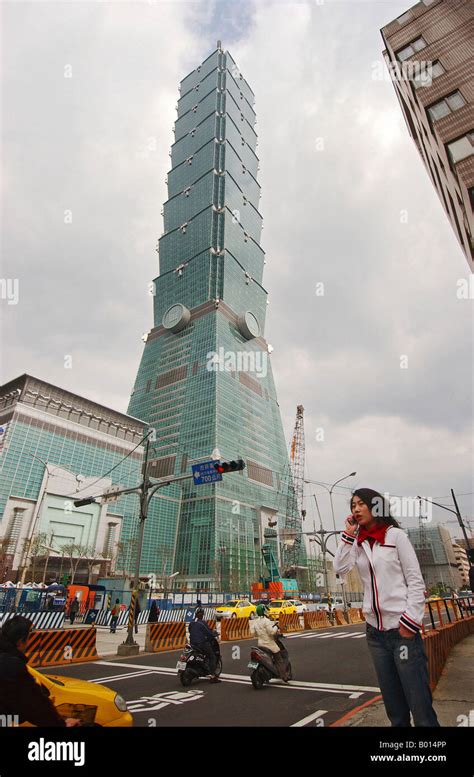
[237, 311, 260, 340]
[162, 303, 191, 333]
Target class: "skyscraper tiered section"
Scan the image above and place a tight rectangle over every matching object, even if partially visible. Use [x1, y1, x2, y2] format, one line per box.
[128, 45, 304, 590]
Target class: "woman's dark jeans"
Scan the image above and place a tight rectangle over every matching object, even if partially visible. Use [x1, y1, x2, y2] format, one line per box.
[366, 622, 440, 727]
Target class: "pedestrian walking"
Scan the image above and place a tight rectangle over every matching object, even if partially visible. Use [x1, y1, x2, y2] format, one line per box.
[334, 488, 439, 727]
[110, 599, 120, 633]
[148, 600, 160, 623]
[69, 597, 80, 626]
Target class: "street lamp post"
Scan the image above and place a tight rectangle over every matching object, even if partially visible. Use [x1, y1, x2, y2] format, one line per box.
[306, 495, 346, 613]
[304, 472, 356, 549]
[163, 571, 180, 602]
[329, 473, 357, 535]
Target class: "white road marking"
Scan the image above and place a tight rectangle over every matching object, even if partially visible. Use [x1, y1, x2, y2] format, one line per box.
[333, 633, 363, 639]
[90, 670, 157, 684]
[291, 709, 328, 727]
[93, 660, 379, 697]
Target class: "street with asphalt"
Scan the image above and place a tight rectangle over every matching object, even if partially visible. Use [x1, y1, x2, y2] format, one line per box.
[36, 610, 470, 728]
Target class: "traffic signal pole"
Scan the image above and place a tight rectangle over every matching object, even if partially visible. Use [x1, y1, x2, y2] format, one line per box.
[74, 445, 246, 655]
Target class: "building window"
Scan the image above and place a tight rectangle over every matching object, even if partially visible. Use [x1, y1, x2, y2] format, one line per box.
[396, 37, 427, 62]
[413, 59, 445, 89]
[427, 91, 466, 121]
[446, 132, 474, 164]
[396, 10, 413, 25]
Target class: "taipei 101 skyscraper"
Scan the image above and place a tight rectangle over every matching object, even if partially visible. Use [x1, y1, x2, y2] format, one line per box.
[128, 44, 302, 590]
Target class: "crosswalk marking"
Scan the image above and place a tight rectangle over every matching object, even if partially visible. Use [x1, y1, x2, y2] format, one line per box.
[287, 630, 365, 640]
[333, 633, 363, 639]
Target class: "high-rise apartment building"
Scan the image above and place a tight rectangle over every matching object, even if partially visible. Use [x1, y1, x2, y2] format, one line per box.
[452, 541, 470, 587]
[128, 45, 302, 590]
[381, 0, 473, 269]
[408, 524, 463, 589]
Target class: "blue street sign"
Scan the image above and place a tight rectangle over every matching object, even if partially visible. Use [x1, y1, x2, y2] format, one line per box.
[192, 460, 222, 486]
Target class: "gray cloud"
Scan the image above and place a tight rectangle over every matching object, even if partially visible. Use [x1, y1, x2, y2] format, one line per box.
[1, 0, 472, 533]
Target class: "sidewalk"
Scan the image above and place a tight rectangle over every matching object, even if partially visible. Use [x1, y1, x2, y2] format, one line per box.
[94, 624, 148, 656]
[337, 633, 474, 727]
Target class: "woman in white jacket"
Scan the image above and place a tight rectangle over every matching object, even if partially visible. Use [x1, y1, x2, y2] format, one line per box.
[334, 488, 439, 727]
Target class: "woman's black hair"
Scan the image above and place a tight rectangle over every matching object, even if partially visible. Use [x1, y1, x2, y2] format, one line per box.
[350, 488, 400, 527]
[0, 615, 33, 646]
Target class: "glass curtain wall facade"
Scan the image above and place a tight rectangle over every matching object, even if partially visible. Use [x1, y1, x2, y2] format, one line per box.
[0, 375, 147, 582]
[128, 46, 303, 590]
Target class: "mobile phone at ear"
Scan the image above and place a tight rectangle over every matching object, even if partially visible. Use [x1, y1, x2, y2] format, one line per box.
[347, 516, 357, 526]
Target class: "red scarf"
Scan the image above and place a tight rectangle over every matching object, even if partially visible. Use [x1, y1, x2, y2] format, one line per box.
[357, 522, 390, 546]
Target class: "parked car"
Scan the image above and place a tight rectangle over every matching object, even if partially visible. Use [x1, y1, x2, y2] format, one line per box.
[317, 596, 343, 612]
[215, 599, 256, 620]
[286, 599, 308, 615]
[266, 600, 297, 621]
[24, 666, 133, 727]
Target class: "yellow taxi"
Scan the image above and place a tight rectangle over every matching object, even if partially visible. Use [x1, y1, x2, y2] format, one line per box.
[23, 665, 133, 727]
[215, 599, 257, 621]
[266, 600, 297, 621]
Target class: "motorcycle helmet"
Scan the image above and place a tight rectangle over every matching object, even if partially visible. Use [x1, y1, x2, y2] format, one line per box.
[256, 604, 266, 617]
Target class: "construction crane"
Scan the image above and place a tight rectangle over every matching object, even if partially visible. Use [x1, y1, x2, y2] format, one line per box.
[281, 405, 306, 577]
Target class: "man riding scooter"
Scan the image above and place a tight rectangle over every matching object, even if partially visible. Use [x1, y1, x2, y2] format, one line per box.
[249, 604, 289, 681]
[188, 608, 221, 683]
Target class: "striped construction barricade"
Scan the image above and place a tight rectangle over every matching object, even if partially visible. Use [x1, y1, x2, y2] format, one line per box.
[279, 614, 303, 633]
[25, 627, 98, 667]
[347, 608, 364, 624]
[145, 622, 186, 653]
[220, 617, 251, 641]
[303, 611, 333, 630]
[0, 611, 66, 630]
[24, 629, 44, 668]
[334, 610, 348, 626]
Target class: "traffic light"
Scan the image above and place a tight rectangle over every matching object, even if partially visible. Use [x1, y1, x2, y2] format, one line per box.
[213, 459, 246, 474]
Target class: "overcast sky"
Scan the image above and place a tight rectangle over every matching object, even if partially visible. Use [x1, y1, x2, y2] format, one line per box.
[1, 0, 473, 541]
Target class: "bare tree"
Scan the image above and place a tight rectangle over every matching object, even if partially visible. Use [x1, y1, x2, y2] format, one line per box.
[154, 543, 173, 586]
[84, 546, 102, 584]
[114, 541, 127, 576]
[29, 532, 48, 582]
[61, 543, 89, 584]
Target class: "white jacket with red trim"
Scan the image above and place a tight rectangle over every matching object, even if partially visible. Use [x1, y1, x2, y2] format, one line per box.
[333, 526, 425, 634]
